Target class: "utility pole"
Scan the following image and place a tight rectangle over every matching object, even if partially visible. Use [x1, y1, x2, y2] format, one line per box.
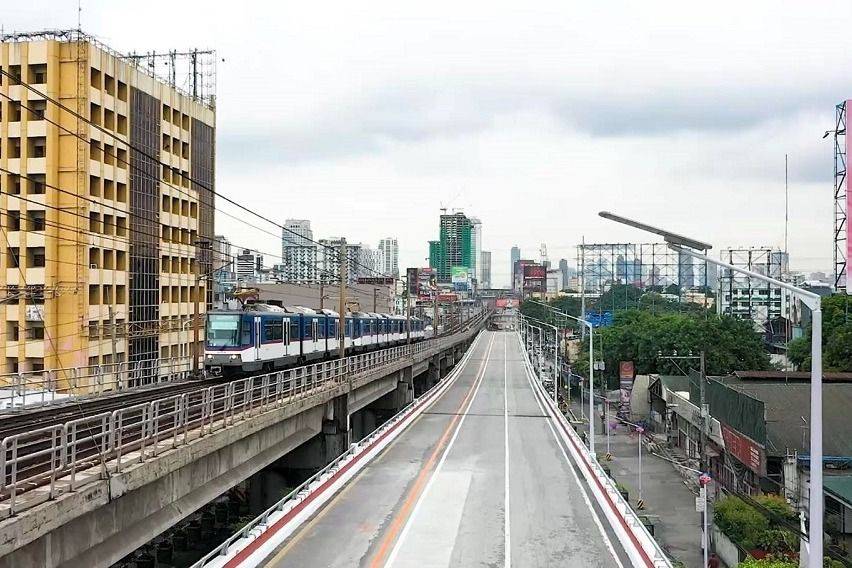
[580, 236, 586, 341]
[193, 242, 203, 375]
[373, 287, 377, 312]
[433, 293, 439, 334]
[338, 241, 347, 361]
[699, 350, 706, 471]
[405, 276, 411, 344]
[320, 283, 325, 310]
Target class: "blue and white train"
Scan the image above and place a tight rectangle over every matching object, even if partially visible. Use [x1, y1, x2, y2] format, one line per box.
[204, 304, 425, 376]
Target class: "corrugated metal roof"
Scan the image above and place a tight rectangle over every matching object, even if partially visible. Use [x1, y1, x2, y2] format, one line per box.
[824, 476, 852, 507]
[720, 377, 852, 458]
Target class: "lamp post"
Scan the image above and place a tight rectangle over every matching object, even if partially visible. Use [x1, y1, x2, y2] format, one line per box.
[521, 314, 559, 403]
[599, 211, 824, 567]
[699, 472, 712, 568]
[526, 300, 596, 454]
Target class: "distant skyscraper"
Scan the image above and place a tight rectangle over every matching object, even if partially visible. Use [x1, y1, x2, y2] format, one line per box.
[510, 246, 521, 289]
[480, 251, 492, 289]
[280, 220, 317, 283]
[470, 217, 482, 285]
[429, 212, 476, 283]
[318, 238, 363, 284]
[378, 237, 400, 277]
[558, 258, 569, 286]
[236, 249, 260, 282]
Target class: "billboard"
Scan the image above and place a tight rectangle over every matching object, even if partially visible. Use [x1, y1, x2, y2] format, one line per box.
[495, 298, 517, 309]
[418, 268, 437, 300]
[721, 423, 766, 476]
[406, 267, 419, 295]
[523, 265, 546, 279]
[451, 266, 470, 291]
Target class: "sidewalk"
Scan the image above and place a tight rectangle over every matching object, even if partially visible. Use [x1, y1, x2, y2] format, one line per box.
[567, 398, 705, 568]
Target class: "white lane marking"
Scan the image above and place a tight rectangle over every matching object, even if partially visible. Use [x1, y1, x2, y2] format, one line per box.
[386, 335, 495, 568]
[387, 470, 473, 567]
[517, 336, 625, 568]
[504, 333, 511, 568]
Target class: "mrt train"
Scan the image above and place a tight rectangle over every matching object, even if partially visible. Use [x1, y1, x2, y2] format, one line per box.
[204, 304, 425, 376]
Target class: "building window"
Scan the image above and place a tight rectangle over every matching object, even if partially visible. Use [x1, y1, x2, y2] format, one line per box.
[28, 174, 45, 194]
[89, 175, 100, 196]
[8, 137, 21, 158]
[6, 247, 20, 268]
[6, 210, 21, 231]
[102, 249, 114, 269]
[27, 137, 45, 158]
[90, 68, 101, 89]
[116, 250, 126, 270]
[88, 285, 100, 305]
[103, 179, 114, 200]
[89, 247, 101, 268]
[27, 211, 45, 232]
[27, 64, 47, 85]
[90, 103, 102, 126]
[117, 182, 127, 203]
[27, 247, 46, 267]
[27, 322, 45, 340]
[8, 101, 21, 122]
[9, 174, 20, 195]
[89, 212, 101, 233]
[28, 100, 46, 121]
[8, 65, 21, 85]
[104, 74, 115, 96]
[117, 81, 127, 102]
[117, 114, 127, 135]
[6, 322, 20, 342]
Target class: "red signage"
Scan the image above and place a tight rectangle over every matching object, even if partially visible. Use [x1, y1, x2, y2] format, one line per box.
[523, 265, 546, 279]
[437, 293, 458, 302]
[721, 423, 765, 476]
[495, 298, 516, 309]
[619, 361, 635, 380]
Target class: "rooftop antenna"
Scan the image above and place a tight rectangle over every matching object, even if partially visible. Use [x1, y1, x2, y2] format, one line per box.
[784, 153, 789, 260]
[77, 0, 82, 32]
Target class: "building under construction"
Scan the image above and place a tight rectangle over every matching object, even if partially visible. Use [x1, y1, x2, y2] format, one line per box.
[0, 30, 216, 389]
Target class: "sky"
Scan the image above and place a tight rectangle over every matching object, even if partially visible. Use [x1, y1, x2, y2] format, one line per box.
[6, 1, 852, 286]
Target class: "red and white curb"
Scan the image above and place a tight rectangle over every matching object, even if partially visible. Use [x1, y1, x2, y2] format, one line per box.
[518, 335, 672, 568]
[198, 332, 485, 568]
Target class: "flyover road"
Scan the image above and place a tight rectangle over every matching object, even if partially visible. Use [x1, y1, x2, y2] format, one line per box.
[260, 331, 631, 567]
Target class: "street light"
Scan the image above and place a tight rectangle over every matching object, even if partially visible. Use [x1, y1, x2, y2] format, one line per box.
[526, 300, 598, 455]
[599, 211, 825, 568]
[520, 314, 559, 403]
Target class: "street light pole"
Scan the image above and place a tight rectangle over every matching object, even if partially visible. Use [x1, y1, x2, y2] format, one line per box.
[600, 211, 825, 567]
[527, 300, 596, 454]
[521, 314, 559, 404]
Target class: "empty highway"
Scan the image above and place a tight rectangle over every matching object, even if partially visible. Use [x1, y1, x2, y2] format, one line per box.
[256, 331, 630, 567]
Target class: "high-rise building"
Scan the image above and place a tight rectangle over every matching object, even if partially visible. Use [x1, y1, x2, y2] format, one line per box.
[359, 246, 384, 276]
[718, 248, 790, 331]
[0, 31, 215, 382]
[558, 258, 569, 289]
[429, 212, 475, 283]
[378, 237, 399, 277]
[282, 219, 313, 249]
[469, 217, 482, 286]
[480, 251, 492, 289]
[236, 249, 261, 282]
[318, 238, 363, 284]
[279, 219, 318, 284]
[510, 246, 521, 289]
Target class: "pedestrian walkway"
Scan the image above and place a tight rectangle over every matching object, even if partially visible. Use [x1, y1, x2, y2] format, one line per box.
[567, 399, 705, 568]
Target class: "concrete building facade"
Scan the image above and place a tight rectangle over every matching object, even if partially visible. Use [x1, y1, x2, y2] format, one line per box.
[0, 31, 215, 386]
[378, 237, 399, 277]
[480, 250, 491, 289]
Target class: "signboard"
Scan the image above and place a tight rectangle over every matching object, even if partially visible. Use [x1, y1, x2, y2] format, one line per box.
[721, 423, 765, 476]
[418, 268, 437, 300]
[523, 265, 546, 279]
[619, 361, 635, 381]
[495, 298, 516, 309]
[357, 276, 394, 285]
[406, 268, 419, 296]
[437, 293, 458, 302]
[451, 266, 470, 291]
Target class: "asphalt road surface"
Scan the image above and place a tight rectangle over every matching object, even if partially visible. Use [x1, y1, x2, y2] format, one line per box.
[263, 331, 631, 568]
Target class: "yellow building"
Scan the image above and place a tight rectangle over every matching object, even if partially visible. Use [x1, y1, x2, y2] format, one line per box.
[0, 31, 215, 391]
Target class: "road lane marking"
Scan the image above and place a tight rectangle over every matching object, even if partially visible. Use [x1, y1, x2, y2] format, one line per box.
[504, 333, 511, 568]
[377, 334, 496, 568]
[517, 337, 625, 568]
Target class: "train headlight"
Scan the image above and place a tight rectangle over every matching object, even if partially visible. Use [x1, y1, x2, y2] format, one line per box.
[206, 354, 213, 360]
[229, 354, 238, 361]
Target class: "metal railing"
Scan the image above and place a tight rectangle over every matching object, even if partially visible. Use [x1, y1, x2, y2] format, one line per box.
[0, 357, 195, 412]
[0, 311, 487, 516]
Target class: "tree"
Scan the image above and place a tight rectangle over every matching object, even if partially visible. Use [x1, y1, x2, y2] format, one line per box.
[788, 294, 852, 372]
[570, 309, 771, 382]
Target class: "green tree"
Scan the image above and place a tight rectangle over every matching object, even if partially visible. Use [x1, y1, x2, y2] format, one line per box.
[571, 309, 770, 382]
[788, 294, 852, 372]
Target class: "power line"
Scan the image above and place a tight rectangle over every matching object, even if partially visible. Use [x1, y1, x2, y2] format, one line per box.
[0, 69, 392, 279]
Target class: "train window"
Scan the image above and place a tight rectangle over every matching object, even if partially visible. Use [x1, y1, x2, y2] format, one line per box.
[263, 320, 283, 342]
[207, 314, 241, 347]
[290, 319, 300, 343]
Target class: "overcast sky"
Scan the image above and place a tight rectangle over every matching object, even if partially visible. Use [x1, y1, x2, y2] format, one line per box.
[7, 1, 852, 286]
